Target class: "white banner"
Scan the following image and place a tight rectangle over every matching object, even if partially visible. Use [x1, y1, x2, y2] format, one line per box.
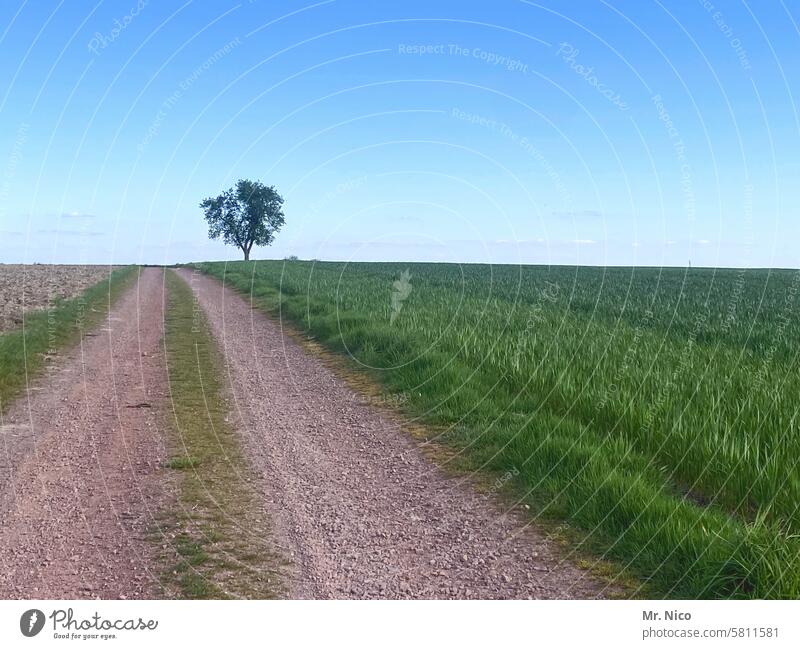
[1, 600, 798, 648]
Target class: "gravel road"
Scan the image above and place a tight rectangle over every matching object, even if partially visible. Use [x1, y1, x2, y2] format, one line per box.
[177, 268, 607, 599]
[0, 267, 169, 598]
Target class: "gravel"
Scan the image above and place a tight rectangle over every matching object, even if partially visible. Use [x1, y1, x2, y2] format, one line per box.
[178, 268, 609, 599]
[0, 268, 170, 598]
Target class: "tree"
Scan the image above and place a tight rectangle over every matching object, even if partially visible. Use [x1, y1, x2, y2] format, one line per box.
[200, 179, 285, 261]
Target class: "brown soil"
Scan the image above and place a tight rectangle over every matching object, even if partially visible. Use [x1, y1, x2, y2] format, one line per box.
[0, 267, 170, 598]
[0, 264, 113, 333]
[176, 268, 609, 599]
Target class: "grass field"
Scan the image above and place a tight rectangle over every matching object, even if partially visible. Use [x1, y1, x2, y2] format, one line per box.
[0, 266, 135, 414]
[193, 259, 800, 599]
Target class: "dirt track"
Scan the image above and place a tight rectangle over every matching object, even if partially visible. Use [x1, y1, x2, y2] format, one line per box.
[0, 268, 168, 598]
[177, 268, 606, 599]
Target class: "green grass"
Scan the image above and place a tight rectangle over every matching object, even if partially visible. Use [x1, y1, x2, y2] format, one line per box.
[165, 455, 202, 470]
[193, 259, 800, 599]
[0, 266, 136, 413]
[160, 269, 283, 599]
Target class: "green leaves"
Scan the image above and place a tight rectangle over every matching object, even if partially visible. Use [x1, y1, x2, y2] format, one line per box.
[200, 179, 285, 259]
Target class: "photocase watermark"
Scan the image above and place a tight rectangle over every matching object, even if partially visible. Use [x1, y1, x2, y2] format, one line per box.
[87, 0, 148, 55]
[0, 122, 29, 221]
[389, 269, 413, 325]
[138, 37, 242, 151]
[652, 94, 695, 223]
[350, 392, 409, 408]
[490, 466, 520, 493]
[510, 281, 561, 370]
[309, 175, 368, 214]
[397, 43, 528, 73]
[189, 268, 203, 334]
[451, 107, 574, 211]
[544, 521, 571, 543]
[20, 609, 45, 637]
[639, 306, 710, 436]
[398, 43, 447, 56]
[699, 0, 752, 71]
[450, 107, 499, 130]
[20, 607, 158, 641]
[720, 183, 755, 333]
[555, 43, 629, 111]
[448, 43, 528, 73]
[752, 270, 800, 392]
[596, 307, 654, 411]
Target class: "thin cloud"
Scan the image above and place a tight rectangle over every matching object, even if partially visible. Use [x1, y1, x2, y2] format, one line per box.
[394, 214, 423, 223]
[61, 211, 96, 219]
[38, 229, 105, 237]
[552, 210, 603, 218]
[493, 238, 546, 245]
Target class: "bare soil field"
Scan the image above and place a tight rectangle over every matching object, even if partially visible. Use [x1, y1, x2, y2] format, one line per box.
[0, 264, 112, 333]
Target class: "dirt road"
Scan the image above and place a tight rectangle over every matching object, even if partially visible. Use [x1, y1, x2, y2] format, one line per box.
[0, 268, 169, 598]
[177, 268, 606, 599]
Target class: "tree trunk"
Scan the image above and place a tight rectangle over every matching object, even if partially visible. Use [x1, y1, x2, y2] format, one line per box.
[243, 248, 250, 261]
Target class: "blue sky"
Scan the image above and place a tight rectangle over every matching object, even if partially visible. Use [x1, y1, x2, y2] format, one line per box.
[0, 0, 797, 267]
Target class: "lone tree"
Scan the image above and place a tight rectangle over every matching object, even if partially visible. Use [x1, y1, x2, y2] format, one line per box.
[200, 179, 285, 260]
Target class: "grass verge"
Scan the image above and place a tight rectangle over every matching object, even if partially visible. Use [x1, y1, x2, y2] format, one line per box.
[0, 266, 136, 414]
[159, 269, 284, 599]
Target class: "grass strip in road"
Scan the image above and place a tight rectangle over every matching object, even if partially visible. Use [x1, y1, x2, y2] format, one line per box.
[0, 266, 136, 414]
[160, 269, 284, 599]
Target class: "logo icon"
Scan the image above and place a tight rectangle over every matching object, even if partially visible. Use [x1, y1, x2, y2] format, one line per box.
[390, 269, 413, 325]
[20, 609, 45, 637]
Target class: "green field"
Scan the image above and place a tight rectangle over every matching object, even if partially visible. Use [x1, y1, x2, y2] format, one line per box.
[194, 260, 800, 599]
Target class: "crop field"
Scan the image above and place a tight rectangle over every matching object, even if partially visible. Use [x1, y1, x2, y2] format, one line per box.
[0, 265, 114, 333]
[194, 260, 800, 599]
[0, 266, 134, 412]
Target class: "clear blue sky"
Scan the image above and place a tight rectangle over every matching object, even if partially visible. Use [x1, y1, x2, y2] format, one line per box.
[0, 0, 797, 267]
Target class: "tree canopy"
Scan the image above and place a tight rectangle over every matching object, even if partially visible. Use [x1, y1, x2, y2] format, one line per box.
[200, 179, 285, 260]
